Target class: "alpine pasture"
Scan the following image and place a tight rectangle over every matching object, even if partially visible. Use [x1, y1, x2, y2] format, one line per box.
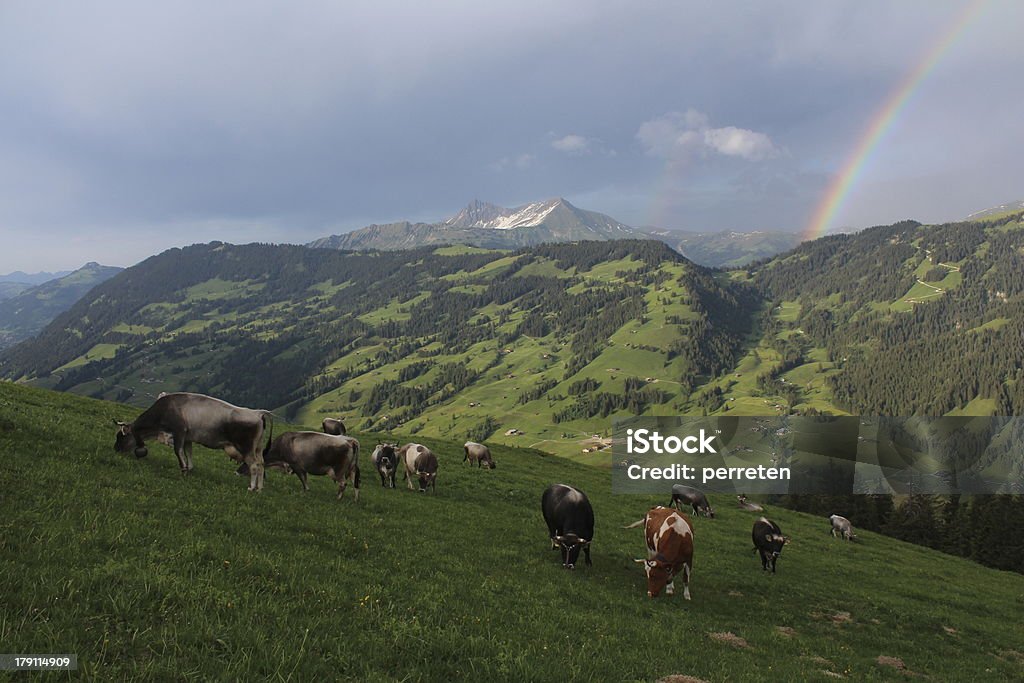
[2, 382, 1023, 681]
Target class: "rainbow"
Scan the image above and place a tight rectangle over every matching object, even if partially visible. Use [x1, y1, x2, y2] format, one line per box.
[803, 0, 988, 242]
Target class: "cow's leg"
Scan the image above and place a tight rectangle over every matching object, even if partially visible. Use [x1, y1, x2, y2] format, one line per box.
[294, 469, 309, 492]
[172, 436, 188, 474]
[682, 565, 692, 600]
[665, 579, 674, 596]
[245, 451, 264, 492]
[405, 469, 415, 490]
[583, 545, 592, 567]
[184, 442, 194, 472]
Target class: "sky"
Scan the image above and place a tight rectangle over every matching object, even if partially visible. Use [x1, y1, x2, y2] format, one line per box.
[1, 0, 1022, 272]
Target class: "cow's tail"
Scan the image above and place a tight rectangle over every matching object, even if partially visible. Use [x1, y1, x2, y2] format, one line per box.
[261, 411, 274, 458]
[623, 518, 646, 529]
[353, 440, 361, 487]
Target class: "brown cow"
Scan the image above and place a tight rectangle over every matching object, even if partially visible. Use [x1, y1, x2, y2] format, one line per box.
[625, 506, 694, 599]
[322, 417, 346, 436]
[463, 441, 496, 469]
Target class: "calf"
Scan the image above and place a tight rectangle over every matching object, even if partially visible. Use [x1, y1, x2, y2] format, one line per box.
[829, 514, 856, 541]
[398, 443, 438, 492]
[322, 417, 347, 436]
[669, 484, 714, 518]
[372, 442, 399, 488]
[463, 441, 496, 469]
[752, 517, 788, 573]
[625, 507, 694, 599]
[114, 392, 271, 491]
[737, 494, 765, 512]
[241, 431, 360, 500]
[541, 484, 594, 569]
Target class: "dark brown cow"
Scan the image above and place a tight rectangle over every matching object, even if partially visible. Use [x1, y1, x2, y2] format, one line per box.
[463, 441, 495, 469]
[625, 506, 694, 599]
[322, 417, 346, 436]
[752, 517, 789, 573]
[398, 443, 438, 492]
[114, 392, 271, 491]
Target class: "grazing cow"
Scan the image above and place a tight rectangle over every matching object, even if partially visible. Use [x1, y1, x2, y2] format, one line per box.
[669, 484, 714, 518]
[372, 443, 399, 488]
[398, 443, 438, 492]
[322, 417, 346, 436]
[114, 392, 271, 491]
[737, 494, 765, 512]
[829, 514, 856, 541]
[240, 431, 360, 500]
[463, 441, 496, 469]
[541, 484, 594, 569]
[752, 517, 789, 573]
[625, 507, 694, 599]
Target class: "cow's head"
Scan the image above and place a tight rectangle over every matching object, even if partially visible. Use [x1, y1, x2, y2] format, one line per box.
[635, 556, 673, 597]
[704, 506, 715, 519]
[113, 421, 148, 458]
[767, 533, 789, 557]
[555, 533, 590, 569]
[485, 458, 496, 470]
[415, 470, 437, 492]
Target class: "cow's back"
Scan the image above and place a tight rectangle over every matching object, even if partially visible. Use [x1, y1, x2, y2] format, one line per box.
[542, 484, 594, 537]
[645, 506, 693, 556]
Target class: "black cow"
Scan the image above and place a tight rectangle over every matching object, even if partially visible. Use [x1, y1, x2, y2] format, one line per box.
[114, 392, 271, 491]
[669, 484, 715, 518]
[322, 417, 346, 436]
[752, 517, 789, 574]
[541, 484, 594, 569]
[372, 442, 399, 488]
[239, 431, 360, 500]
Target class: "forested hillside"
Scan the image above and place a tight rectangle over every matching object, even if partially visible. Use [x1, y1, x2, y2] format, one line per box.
[4, 211, 1024, 459]
[741, 212, 1024, 416]
[0, 240, 756, 457]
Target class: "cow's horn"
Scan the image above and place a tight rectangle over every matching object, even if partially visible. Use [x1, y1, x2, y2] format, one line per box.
[633, 558, 645, 563]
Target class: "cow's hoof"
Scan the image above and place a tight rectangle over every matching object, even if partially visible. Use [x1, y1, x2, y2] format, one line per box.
[134, 447, 148, 458]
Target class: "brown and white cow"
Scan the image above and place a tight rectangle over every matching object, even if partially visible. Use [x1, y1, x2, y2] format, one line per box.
[398, 443, 438, 492]
[625, 506, 694, 599]
[322, 417, 346, 436]
[241, 431, 360, 500]
[114, 392, 272, 491]
[463, 441, 496, 469]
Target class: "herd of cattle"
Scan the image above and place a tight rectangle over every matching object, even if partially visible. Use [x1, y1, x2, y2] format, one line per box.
[113, 391, 859, 600]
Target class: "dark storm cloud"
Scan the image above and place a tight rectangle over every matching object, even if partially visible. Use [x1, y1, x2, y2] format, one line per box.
[0, 1, 1021, 270]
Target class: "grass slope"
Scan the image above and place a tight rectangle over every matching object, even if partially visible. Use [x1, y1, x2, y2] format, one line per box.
[2, 383, 1023, 681]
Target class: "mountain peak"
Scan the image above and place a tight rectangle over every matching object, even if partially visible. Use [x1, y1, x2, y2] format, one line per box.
[444, 197, 580, 230]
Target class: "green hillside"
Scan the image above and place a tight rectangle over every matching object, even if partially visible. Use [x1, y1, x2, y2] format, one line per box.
[3, 212, 1024, 462]
[0, 240, 756, 459]
[2, 382, 1023, 681]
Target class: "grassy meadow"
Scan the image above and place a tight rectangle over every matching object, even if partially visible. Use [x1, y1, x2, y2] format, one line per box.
[2, 382, 1023, 681]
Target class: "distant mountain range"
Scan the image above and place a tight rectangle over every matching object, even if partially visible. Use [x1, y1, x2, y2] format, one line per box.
[0, 269, 73, 286]
[309, 198, 644, 251]
[0, 262, 122, 349]
[309, 197, 801, 267]
[645, 228, 803, 268]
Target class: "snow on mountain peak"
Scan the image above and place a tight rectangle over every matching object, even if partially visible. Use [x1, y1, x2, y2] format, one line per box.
[445, 198, 568, 230]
